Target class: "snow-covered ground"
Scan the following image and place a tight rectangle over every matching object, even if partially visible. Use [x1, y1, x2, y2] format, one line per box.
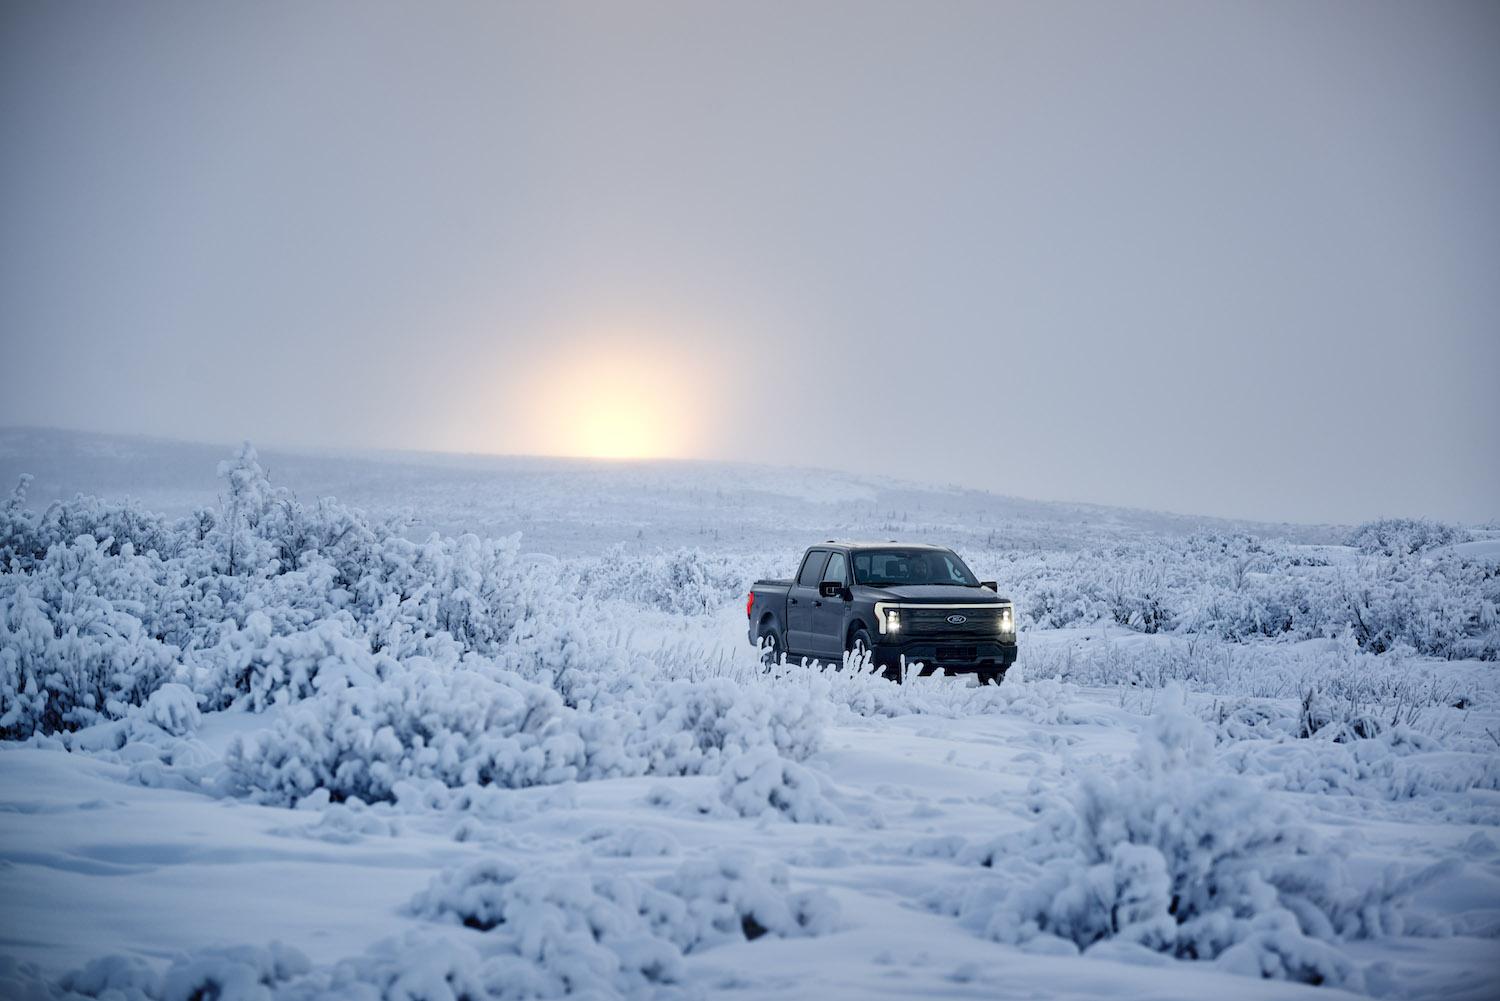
[1, 429, 1497, 1000]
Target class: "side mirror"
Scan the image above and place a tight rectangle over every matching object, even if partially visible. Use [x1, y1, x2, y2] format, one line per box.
[819, 581, 848, 599]
[980, 580, 998, 591]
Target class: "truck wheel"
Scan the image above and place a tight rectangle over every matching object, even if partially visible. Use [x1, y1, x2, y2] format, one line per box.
[757, 624, 784, 667]
[978, 668, 1007, 686]
[847, 627, 874, 671]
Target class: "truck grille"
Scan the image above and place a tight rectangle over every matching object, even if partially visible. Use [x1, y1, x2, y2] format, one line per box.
[902, 607, 1004, 637]
[936, 644, 978, 662]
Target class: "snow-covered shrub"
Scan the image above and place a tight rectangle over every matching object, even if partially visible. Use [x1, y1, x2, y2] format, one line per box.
[413, 850, 838, 956]
[139, 683, 201, 736]
[717, 746, 845, 823]
[1345, 518, 1470, 556]
[1221, 729, 1500, 808]
[224, 661, 826, 806]
[200, 614, 395, 712]
[409, 859, 534, 931]
[630, 677, 825, 774]
[52, 954, 160, 999]
[0, 475, 184, 572]
[656, 850, 842, 948]
[0, 569, 179, 740]
[783, 656, 1090, 726]
[410, 861, 688, 994]
[951, 688, 1448, 987]
[51, 943, 311, 1001]
[159, 943, 312, 1001]
[578, 543, 751, 614]
[1026, 630, 1480, 711]
[223, 665, 620, 805]
[0, 445, 700, 741]
[989, 528, 1498, 660]
[0, 474, 39, 571]
[326, 932, 596, 1001]
[51, 849, 840, 1000]
[1332, 550, 1499, 659]
[309, 934, 507, 1001]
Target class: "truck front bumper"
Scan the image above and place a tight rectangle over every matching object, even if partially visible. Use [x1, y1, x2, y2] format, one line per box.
[870, 639, 1017, 676]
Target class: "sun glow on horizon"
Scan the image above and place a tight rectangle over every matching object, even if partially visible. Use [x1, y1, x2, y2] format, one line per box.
[512, 332, 712, 461]
[571, 374, 674, 460]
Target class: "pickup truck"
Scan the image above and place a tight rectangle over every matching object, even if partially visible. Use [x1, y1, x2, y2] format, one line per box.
[747, 541, 1017, 684]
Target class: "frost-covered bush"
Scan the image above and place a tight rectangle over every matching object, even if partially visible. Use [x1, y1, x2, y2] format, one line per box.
[1221, 727, 1500, 810]
[578, 543, 751, 614]
[412, 850, 838, 955]
[1332, 550, 1499, 658]
[159, 943, 313, 1001]
[139, 683, 201, 737]
[769, 655, 1100, 727]
[1345, 518, 1470, 556]
[47, 851, 838, 1000]
[1024, 630, 1480, 711]
[0, 474, 185, 572]
[50, 943, 311, 1001]
[200, 614, 396, 713]
[223, 665, 625, 805]
[225, 664, 825, 806]
[0, 446, 712, 739]
[631, 677, 825, 774]
[950, 689, 1449, 987]
[717, 746, 845, 823]
[48, 938, 490, 1001]
[408, 858, 689, 990]
[0, 571, 179, 740]
[987, 528, 1498, 660]
[656, 850, 842, 947]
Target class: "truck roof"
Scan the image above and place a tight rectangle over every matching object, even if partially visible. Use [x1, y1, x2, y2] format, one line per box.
[817, 540, 954, 551]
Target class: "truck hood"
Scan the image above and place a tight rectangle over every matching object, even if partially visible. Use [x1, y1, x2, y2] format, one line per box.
[861, 584, 1006, 604]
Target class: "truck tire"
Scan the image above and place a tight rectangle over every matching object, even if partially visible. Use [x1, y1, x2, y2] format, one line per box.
[978, 667, 1007, 686]
[757, 623, 785, 667]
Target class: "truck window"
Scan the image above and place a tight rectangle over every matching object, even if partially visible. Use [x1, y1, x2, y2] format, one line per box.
[823, 551, 848, 585]
[853, 549, 979, 586]
[797, 550, 829, 587]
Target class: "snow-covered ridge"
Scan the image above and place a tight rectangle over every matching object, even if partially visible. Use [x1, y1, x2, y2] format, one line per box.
[0, 426, 1344, 555]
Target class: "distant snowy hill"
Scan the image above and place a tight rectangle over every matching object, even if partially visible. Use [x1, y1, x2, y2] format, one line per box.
[0, 427, 1339, 556]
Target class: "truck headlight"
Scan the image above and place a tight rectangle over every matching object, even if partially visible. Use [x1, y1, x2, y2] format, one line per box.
[885, 608, 900, 634]
[999, 607, 1015, 636]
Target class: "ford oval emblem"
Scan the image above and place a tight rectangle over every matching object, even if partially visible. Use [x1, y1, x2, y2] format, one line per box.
[946, 614, 967, 624]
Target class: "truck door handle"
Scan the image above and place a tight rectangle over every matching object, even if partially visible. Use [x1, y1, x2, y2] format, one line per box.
[789, 598, 798, 605]
[813, 599, 823, 607]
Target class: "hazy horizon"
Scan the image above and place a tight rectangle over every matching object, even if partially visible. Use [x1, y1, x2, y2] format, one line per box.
[0, 421, 1472, 532]
[3, 1, 1496, 525]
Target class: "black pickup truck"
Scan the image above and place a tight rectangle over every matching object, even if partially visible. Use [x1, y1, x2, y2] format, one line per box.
[747, 541, 1016, 684]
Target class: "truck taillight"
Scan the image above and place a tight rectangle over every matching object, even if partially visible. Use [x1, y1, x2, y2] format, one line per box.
[746, 592, 755, 618]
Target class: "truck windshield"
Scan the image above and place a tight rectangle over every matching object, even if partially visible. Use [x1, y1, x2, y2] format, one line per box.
[853, 549, 978, 586]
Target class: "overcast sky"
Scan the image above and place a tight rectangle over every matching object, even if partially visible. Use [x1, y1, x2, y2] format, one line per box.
[2, 1, 1496, 524]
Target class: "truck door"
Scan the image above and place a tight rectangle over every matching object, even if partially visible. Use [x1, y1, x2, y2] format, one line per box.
[787, 549, 828, 656]
[812, 550, 850, 659]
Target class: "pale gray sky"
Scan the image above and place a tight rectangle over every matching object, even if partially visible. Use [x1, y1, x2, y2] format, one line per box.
[2, 0, 1496, 524]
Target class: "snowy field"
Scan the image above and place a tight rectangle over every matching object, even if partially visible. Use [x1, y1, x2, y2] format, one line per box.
[2, 428, 1498, 1000]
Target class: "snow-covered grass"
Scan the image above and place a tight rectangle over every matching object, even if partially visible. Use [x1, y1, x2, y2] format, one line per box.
[1, 431, 1497, 1000]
